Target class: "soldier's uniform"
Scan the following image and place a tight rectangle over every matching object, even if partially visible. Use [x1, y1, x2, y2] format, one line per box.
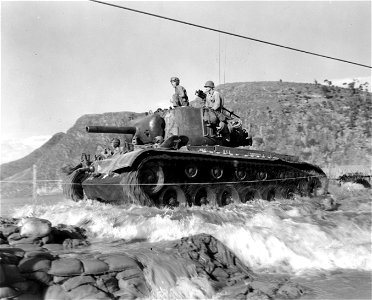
[170, 77, 189, 107]
[205, 90, 223, 112]
[173, 85, 189, 107]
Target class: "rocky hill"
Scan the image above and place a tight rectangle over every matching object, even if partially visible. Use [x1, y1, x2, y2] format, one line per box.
[1, 81, 371, 198]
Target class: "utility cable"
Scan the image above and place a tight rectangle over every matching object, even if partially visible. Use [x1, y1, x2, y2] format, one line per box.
[90, 0, 371, 69]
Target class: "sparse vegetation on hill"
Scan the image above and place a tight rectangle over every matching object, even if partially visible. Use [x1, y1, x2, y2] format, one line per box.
[1, 81, 371, 198]
[219, 81, 371, 167]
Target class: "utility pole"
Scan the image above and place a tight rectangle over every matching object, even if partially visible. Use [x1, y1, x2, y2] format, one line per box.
[218, 32, 221, 85]
[33, 164, 37, 203]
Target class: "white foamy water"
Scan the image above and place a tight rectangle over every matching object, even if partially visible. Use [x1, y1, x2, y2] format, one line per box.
[3, 185, 371, 299]
[8, 188, 371, 275]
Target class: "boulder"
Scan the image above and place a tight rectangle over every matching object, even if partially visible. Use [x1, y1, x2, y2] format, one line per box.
[19, 217, 52, 238]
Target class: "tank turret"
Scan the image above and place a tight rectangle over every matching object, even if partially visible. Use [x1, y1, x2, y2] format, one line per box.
[86, 107, 251, 147]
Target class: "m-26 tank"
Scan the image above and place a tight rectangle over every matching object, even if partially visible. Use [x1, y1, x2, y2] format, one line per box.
[63, 106, 327, 207]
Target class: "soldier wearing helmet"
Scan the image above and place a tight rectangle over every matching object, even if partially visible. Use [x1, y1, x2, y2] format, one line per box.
[170, 77, 189, 107]
[204, 80, 223, 112]
[203, 80, 230, 141]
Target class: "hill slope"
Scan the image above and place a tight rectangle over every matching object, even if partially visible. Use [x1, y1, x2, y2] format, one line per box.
[1, 81, 370, 197]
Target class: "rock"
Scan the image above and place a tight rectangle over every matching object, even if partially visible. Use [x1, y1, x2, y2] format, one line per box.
[0, 252, 23, 265]
[116, 268, 143, 281]
[24, 250, 55, 260]
[44, 284, 71, 300]
[0, 286, 22, 299]
[276, 282, 305, 299]
[0, 264, 25, 285]
[0, 247, 25, 258]
[49, 258, 83, 276]
[42, 243, 64, 252]
[19, 217, 52, 238]
[80, 258, 109, 275]
[11, 280, 37, 293]
[67, 284, 108, 299]
[51, 224, 86, 243]
[24, 271, 53, 285]
[117, 277, 149, 297]
[212, 267, 229, 280]
[95, 274, 120, 294]
[7, 232, 22, 242]
[18, 257, 52, 273]
[10, 243, 43, 252]
[250, 280, 279, 298]
[53, 276, 68, 284]
[98, 254, 140, 272]
[0, 225, 19, 238]
[62, 238, 89, 249]
[62, 275, 95, 291]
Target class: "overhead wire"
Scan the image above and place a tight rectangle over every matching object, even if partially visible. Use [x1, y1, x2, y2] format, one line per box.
[90, 0, 371, 69]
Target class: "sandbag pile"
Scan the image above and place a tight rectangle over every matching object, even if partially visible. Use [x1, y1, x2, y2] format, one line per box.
[1, 217, 306, 300]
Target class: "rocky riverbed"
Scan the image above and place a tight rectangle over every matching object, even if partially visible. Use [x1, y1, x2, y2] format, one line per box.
[0, 217, 307, 299]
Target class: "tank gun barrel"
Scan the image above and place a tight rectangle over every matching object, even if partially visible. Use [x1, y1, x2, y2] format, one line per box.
[86, 126, 136, 135]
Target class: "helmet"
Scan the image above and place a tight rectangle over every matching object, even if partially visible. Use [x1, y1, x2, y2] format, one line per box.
[170, 77, 180, 83]
[204, 81, 215, 88]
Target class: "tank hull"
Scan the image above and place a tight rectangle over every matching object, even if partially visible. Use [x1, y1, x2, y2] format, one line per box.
[64, 146, 327, 206]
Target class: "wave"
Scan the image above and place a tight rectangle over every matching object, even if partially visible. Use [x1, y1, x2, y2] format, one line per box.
[12, 194, 371, 274]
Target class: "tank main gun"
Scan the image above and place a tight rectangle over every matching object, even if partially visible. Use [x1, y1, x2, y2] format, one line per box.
[86, 126, 136, 134]
[86, 114, 166, 145]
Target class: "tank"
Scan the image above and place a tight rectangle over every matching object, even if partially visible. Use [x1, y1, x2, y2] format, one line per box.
[63, 106, 327, 207]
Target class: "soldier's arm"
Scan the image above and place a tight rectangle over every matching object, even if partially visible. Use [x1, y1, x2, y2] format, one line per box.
[212, 92, 221, 110]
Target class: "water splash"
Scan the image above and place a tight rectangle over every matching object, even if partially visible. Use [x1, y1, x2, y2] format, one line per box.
[12, 190, 372, 274]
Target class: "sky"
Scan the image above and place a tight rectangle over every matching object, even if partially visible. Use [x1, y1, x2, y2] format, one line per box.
[1, 0, 371, 143]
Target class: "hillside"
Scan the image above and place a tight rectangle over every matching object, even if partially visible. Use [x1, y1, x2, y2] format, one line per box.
[1, 81, 371, 198]
[219, 81, 371, 167]
[0, 133, 65, 180]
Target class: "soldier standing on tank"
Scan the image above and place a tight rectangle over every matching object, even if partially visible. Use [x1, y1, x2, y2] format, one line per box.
[170, 77, 189, 107]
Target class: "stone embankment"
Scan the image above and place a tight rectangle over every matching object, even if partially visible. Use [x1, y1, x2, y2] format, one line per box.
[1, 217, 306, 299]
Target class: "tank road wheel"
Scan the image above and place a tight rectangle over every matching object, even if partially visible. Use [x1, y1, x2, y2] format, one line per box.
[121, 171, 154, 206]
[187, 185, 218, 207]
[235, 168, 247, 181]
[185, 164, 198, 178]
[276, 186, 295, 199]
[138, 162, 164, 195]
[297, 179, 310, 196]
[63, 170, 89, 202]
[256, 171, 268, 181]
[210, 166, 223, 180]
[216, 185, 240, 206]
[237, 185, 261, 203]
[259, 185, 276, 201]
[159, 186, 187, 208]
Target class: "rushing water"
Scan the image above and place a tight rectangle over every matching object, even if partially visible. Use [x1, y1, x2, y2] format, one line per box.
[1, 183, 371, 299]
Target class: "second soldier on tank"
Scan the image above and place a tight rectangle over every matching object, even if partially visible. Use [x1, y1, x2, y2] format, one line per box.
[170, 77, 189, 107]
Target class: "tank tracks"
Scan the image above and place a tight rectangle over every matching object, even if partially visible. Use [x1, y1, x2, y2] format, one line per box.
[64, 151, 326, 207]
[119, 152, 325, 207]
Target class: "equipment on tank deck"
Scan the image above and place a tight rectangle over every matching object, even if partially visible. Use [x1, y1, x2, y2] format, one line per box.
[62, 106, 327, 207]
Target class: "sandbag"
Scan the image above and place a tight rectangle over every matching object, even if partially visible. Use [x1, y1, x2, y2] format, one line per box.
[49, 259, 83, 276]
[80, 259, 109, 275]
[18, 257, 51, 273]
[62, 275, 95, 292]
[98, 254, 139, 272]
